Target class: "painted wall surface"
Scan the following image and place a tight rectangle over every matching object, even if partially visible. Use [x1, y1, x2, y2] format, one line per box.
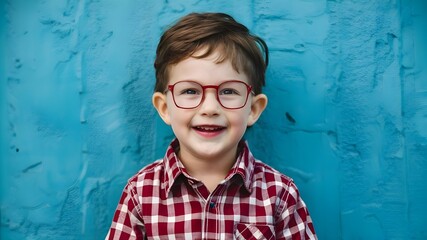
[1, 0, 426, 239]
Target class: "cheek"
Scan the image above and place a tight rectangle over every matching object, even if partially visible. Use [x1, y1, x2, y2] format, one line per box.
[166, 96, 175, 109]
[166, 98, 182, 118]
[229, 109, 251, 126]
[168, 108, 193, 127]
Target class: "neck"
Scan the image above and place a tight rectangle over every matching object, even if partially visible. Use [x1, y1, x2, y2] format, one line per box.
[179, 151, 236, 177]
[177, 148, 239, 192]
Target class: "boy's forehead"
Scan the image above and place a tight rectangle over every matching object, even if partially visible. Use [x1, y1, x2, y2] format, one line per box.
[167, 52, 249, 84]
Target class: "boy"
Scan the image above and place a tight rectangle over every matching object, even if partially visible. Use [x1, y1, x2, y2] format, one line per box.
[106, 12, 316, 239]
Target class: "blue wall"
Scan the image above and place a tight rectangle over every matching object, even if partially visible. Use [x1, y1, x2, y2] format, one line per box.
[1, 0, 426, 239]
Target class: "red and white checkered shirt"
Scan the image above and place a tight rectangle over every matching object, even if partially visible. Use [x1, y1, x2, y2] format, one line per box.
[106, 139, 317, 239]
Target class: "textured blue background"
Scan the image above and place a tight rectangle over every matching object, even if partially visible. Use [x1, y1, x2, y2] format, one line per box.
[1, 0, 427, 239]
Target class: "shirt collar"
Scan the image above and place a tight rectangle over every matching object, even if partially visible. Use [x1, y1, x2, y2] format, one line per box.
[163, 139, 185, 196]
[162, 139, 255, 195]
[225, 140, 255, 193]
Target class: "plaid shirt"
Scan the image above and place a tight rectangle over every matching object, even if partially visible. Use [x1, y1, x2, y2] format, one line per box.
[106, 139, 317, 239]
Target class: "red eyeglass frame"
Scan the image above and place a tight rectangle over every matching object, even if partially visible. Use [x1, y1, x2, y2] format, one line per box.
[167, 80, 253, 109]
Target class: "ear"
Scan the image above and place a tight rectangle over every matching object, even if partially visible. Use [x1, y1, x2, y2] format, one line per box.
[247, 93, 268, 126]
[152, 92, 171, 125]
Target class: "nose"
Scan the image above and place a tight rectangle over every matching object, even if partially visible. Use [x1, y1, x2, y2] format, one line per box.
[199, 89, 220, 115]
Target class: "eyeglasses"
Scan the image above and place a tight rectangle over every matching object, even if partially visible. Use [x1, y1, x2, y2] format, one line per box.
[167, 80, 253, 109]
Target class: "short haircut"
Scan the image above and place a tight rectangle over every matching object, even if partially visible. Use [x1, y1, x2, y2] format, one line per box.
[154, 12, 269, 94]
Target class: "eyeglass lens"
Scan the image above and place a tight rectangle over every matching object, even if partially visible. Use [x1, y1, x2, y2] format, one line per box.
[172, 81, 249, 109]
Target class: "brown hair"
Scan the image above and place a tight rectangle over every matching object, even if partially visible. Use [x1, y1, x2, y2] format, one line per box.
[154, 12, 269, 94]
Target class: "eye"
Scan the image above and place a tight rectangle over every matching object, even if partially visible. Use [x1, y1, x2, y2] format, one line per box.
[179, 88, 200, 95]
[219, 88, 240, 95]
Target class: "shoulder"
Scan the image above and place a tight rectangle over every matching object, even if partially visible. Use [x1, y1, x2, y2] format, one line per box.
[251, 159, 301, 199]
[252, 159, 294, 186]
[126, 159, 165, 188]
[251, 159, 308, 214]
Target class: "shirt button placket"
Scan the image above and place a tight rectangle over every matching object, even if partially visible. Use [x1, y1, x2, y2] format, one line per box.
[209, 201, 216, 210]
[206, 190, 222, 238]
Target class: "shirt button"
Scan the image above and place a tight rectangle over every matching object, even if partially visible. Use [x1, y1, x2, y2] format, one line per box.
[209, 202, 215, 209]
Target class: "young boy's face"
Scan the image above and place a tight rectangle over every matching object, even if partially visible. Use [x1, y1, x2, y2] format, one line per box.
[153, 49, 267, 163]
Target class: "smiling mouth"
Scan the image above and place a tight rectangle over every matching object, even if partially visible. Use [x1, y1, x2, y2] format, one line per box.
[193, 126, 226, 132]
